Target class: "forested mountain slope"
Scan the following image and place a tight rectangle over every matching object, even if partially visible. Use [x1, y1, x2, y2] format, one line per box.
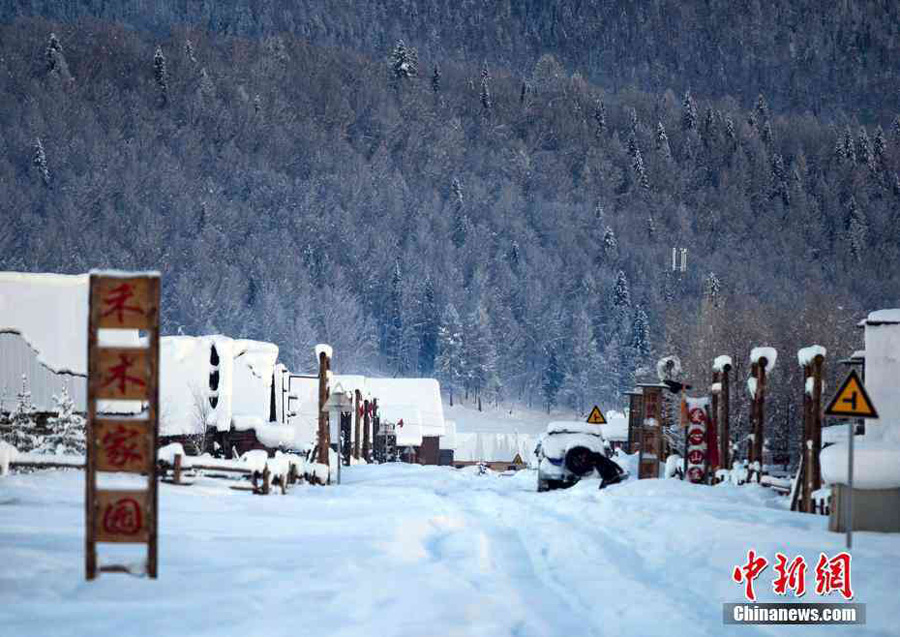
[1, 14, 898, 456]
[4, 1, 900, 122]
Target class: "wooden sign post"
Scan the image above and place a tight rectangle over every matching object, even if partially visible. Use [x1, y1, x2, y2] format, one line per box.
[86, 272, 160, 580]
[637, 384, 665, 479]
[625, 391, 644, 454]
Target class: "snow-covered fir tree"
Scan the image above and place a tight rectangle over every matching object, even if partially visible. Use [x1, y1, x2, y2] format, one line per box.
[4, 376, 38, 452]
[632, 147, 649, 189]
[631, 307, 651, 359]
[681, 89, 697, 132]
[602, 226, 618, 261]
[593, 96, 606, 139]
[35, 388, 85, 455]
[33, 137, 50, 186]
[450, 177, 467, 248]
[847, 197, 868, 262]
[154, 45, 169, 106]
[613, 270, 631, 309]
[541, 348, 563, 413]
[389, 39, 418, 80]
[704, 272, 722, 307]
[435, 303, 464, 406]
[431, 64, 441, 94]
[480, 63, 491, 111]
[655, 122, 672, 160]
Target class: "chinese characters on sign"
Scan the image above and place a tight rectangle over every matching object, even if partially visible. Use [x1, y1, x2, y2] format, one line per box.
[94, 421, 150, 473]
[95, 349, 149, 400]
[95, 278, 154, 329]
[94, 490, 149, 543]
[732, 550, 854, 602]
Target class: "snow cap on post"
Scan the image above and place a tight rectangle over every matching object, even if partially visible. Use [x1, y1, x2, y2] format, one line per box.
[315, 343, 333, 360]
[797, 345, 826, 367]
[713, 355, 733, 372]
[747, 377, 758, 399]
[750, 347, 777, 371]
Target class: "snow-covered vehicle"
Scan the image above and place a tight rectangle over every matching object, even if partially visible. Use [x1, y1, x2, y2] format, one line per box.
[536, 422, 626, 492]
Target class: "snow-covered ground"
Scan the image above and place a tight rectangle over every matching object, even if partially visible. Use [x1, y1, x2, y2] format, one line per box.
[1, 465, 899, 636]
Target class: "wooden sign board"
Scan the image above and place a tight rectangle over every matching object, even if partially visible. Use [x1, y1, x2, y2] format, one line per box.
[94, 277, 156, 329]
[86, 272, 160, 580]
[95, 490, 150, 543]
[824, 370, 878, 419]
[94, 348, 150, 400]
[94, 420, 152, 474]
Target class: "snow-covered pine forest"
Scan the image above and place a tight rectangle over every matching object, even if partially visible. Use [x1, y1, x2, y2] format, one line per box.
[1, 7, 899, 462]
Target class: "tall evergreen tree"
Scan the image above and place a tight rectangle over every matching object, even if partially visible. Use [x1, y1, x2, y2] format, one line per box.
[153, 45, 169, 106]
[681, 89, 697, 132]
[541, 348, 563, 413]
[655, 121, 672, 160]
[435, 303, 464, 406]
[450, 177, 467, 248]
[593, 96, 607, 140]
[431, 64, 441, 94]
[32, 137, 50, 186]
[480, 63, 492, 111]
[389, 39, 418, 80]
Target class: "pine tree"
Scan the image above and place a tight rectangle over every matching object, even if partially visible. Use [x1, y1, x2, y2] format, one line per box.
[681, 89, 697, 132]
[450, 177, 467, 248]
[629, 107, 639, 136]
[655, 121, 672, 160]
[632, 147, 650, 190]
[847, 197, 868, 262]
[541, 349, 563, 413]
[647, 215, 657, 241]
[154, 46, 169, 106]
[613, 270, 631, 309]
[35, 388, 85, 455]
[386, 259, 405, 373]
[704, 272, 722, 307]
[856, 127, 872, 168]
[184, 38, 197, 64]
[46, 32, 65, 74]
[519, 80, 529, 105]
[435, 303, 464, 406]
[593, 97, 607, 140]
[755, 93, 769, 125]
[602, 226, 618, 261]
[417, 277, 439, 375]
[431, 64, 441, 94]
[631, 307, 651, 358]
[480, 63, 491, 111]
[5, 376, 38, 452]
[389, 39, 418, 80]
[761, 120, 773, 147]
[873, 126, 887, 168]
[724, 115, 736, 142]
[560, 310, 598, 414]
[32, 137, 50, 186]
[843, 126, 856, 163]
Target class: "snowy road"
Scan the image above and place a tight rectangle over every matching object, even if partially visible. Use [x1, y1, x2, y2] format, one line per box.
[2, 465, 899, 636]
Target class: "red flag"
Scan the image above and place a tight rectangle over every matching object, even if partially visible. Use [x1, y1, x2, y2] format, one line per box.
[398, 418, 404, 428]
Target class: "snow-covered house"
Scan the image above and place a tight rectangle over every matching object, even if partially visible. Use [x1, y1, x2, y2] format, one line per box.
[0, 272, 139, 417]
[365, 378, 446, 464]
[159, 334, 304, 456]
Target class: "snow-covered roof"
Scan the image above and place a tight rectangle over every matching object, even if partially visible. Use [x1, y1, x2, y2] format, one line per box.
[546, 421, 606, 437]
[0, 272, 143, 377]
[865, 309, 900, 325]
[160, 335, 278, 436]
[367, 377, 445, 447]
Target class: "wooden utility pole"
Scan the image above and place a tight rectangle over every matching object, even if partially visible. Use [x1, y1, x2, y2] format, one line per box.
[809, 354, 825, 510]
[749, 357, 769, 480]
[721, 360, 732, 470]
[362, 399, 371, 462]
[317, 350, 330, 470]
[710, 371, 720, 475]
[801, 362, 813, 513]
[353, 390, 362, 460]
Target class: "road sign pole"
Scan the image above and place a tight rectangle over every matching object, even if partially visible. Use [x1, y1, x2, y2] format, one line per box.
[846, 419, 854, 550]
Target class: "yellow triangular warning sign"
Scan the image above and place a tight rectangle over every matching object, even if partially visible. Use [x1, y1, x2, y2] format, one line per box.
[511, 453, 524, 466]
[587, 405, 607, 424]
[825, 370, 878, 419]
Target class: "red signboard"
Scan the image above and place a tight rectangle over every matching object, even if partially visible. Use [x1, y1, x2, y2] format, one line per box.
[684, 398, 711, 484]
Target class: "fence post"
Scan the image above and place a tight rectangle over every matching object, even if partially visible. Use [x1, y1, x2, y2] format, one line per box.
[801, 362, 813, 512]
[362, 399, 371, 462]
[174, 453, 182, 485]
[721, 360, 732, 470]
[711, 371, 720, 479]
